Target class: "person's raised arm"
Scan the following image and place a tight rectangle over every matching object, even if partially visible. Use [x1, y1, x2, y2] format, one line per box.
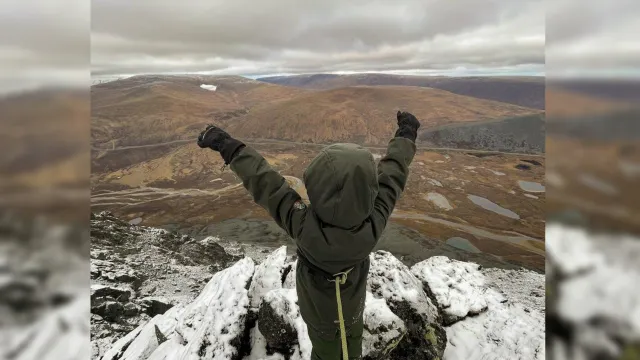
[197, 125, 306, 240]
[370, 111, 419, 240]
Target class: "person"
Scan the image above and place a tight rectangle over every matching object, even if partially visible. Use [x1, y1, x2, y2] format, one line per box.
[197, 111, 420, 360]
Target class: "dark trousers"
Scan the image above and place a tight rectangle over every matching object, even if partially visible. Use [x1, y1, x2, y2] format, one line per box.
[307, 320, 364, 360]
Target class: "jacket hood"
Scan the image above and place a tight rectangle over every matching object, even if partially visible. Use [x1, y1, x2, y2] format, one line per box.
[303, 143, 378, 228]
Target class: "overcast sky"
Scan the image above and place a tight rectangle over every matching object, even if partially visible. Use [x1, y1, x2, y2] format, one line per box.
[1, 0, 639, 93]
[91, 0, 545, 78]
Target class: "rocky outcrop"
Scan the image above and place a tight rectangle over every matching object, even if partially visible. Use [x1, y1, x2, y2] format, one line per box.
[90, 211, 244, 358]
[419, 113, 545, 154]
[368, 251, 446, 360]
[92, 214, 546, 360]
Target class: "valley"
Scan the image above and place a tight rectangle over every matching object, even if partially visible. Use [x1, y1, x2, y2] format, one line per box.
[91, 74, 546, 272]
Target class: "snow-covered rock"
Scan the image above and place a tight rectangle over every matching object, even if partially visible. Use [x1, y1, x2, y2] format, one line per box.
[368, 251, 446, 360]
[0, 292, 90, 360]
[99, 244, 548, 360]
[248, 246, 287, 310]
[257, 289, 311, 359]
[101, 258, 255, 360]
[362, 293, 406, 359]
[411, 256, 488, 325]
[443, 288, 545, 360]
[282, 261, 297, 289]
[546, 223, 640, 360]
[410, 256, 545, 360]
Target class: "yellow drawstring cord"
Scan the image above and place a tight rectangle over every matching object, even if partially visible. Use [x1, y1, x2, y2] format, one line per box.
[330, 268, 353, 360]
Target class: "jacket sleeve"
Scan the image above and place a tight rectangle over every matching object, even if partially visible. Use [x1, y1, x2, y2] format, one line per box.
[370, 137, 416, 240]
[229, 146, 306, 240]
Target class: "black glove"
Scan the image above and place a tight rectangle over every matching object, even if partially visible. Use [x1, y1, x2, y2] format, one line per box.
[395, 111, 420, 142]
[197, 125, 245, 164]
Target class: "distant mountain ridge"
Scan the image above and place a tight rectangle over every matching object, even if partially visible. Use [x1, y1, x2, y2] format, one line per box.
[258, 73, 545, 110]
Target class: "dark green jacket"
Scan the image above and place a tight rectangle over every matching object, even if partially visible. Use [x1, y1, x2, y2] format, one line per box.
[230, 137, 416, 337]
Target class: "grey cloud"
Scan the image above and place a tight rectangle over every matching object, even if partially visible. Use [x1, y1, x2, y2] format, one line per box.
[92, 0, 545, 76]
[0, 0, 89, 93]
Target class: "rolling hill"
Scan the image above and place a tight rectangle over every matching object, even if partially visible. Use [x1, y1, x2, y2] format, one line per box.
[258, 74, 545, 110]
[91, 75, 304, 148]
[227, 85, 542, 146]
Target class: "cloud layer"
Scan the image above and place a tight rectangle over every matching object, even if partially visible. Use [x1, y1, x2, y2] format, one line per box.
[91, 0, 545, 77]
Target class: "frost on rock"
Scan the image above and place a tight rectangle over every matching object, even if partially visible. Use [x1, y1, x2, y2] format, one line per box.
[362, 292, 406, 359]
[367, 251, 446, 360]
[248, 246, 287, 310]
[411, 256, 488, 325]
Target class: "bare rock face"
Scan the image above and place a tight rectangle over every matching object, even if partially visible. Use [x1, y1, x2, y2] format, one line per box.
[367, 251, 446, 360]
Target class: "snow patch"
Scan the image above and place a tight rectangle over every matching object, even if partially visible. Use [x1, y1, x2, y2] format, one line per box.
[200, 84, 218, 91]
[524, 194, 539, 199]
[428, 178, 443, 187]
[425, 192, 453, 211]
[411, 257, 489, 325]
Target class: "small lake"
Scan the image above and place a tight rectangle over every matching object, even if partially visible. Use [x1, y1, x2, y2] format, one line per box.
[129, 217, 143, 225]
[518, 181, 545, 193]
[468, 195, 520, 219]
[446, 237, 482, 253]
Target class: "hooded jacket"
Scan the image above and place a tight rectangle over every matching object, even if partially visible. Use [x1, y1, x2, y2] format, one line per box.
[230, 137, 416, 337]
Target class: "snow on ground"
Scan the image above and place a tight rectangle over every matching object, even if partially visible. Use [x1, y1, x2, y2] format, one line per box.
[525, 194, 539, 199]
[411, 257, 545, 360]
[482, 267, 545, 316]
[425, 192, 453, 211]
[200, 84, 217, 91]
[487, 169, 506, 176]
[547, 224, 640, 339]
[443, 290, 545, 360]
[248, 246, 287, 309]
[411, 256, 488, 325]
